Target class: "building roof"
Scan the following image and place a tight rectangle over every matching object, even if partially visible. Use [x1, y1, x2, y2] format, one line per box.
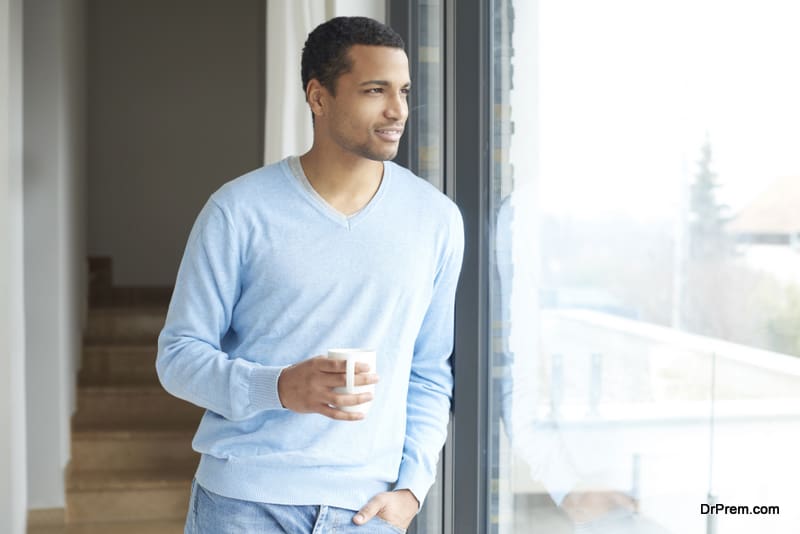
[728, 176, 800, 234]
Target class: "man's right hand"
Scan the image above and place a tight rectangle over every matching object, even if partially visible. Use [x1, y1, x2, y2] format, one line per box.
[277, 356, 379, 420]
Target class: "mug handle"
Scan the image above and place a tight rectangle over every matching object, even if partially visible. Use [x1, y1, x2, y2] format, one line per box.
[346, 357, 355, 391]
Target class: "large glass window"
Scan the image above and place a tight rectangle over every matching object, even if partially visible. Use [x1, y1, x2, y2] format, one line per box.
[415, 3, 445, 529]
[415, 0, 443, 189]
[489, 1, 800, 533]
[390, 1, 445, 532]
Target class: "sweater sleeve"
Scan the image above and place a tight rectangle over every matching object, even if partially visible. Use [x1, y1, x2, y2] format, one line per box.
[394, 205, 464, 506]
[156, 198, 286, 421]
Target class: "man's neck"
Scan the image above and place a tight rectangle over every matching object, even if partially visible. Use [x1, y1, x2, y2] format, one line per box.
[298, 147, 384, 216]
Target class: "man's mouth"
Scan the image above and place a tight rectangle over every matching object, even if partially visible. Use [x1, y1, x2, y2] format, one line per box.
[375, 128, 404, 142]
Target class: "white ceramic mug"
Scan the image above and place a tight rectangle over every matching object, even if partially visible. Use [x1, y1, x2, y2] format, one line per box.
[327, 348, 376, 414]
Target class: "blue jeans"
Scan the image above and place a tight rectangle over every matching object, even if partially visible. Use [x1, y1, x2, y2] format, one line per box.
[185, 479, 407, 534]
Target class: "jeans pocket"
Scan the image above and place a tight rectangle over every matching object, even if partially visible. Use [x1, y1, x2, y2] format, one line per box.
[372, 515, 407, 533]
[184, 478, 198, 534]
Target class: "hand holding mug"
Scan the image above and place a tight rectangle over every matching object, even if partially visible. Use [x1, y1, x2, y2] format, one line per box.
[277, 352, 379, 421]
[326, 349, 377, 415]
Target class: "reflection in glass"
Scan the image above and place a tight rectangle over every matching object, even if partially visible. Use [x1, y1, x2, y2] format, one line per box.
[415, 0, 443, 188]
[489, 1, 800, 533]
[412, 1, 444, 532]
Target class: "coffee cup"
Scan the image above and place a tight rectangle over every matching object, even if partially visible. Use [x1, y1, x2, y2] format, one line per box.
[327, 348, 376, 414]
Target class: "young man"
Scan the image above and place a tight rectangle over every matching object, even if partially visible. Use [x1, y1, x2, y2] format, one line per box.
[156, 16, 464, 533]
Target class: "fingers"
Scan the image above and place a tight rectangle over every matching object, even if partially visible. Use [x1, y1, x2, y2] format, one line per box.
[318, 358, 374, 374]
[327, 391, 374, 407]
[353, 494, 387, 525]
[317, 403, 366, 421]
[352, 491, 415, 528]
[354, 372, 380, 386]
[280, 356, 377, 419]
[323, 372, 380, 388]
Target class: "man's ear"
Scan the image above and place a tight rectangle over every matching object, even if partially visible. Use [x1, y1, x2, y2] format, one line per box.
[306, 79, 327, 118]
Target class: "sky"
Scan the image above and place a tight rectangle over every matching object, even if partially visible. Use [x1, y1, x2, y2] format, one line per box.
[509, 0, 800, 220]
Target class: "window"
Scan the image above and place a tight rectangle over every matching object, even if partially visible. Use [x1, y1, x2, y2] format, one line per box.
[394, 1, 800, 531]
[388, 2, 445, 532]
[488, 1, 800, 533]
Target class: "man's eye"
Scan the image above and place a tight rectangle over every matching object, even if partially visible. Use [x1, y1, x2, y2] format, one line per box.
[366, 88, 383, 94]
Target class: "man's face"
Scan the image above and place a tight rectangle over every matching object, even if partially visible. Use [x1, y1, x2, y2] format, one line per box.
[322, 44, 410, 162]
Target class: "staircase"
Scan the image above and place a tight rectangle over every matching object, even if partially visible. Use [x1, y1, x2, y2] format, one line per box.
[63, 302, 204, 531]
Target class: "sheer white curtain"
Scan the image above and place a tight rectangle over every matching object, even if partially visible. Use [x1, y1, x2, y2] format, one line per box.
[1, 0, 27, 533]
[263, 0, 385, 164]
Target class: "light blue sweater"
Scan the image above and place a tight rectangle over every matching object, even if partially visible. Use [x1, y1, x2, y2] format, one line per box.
[156, 157, 464, 511]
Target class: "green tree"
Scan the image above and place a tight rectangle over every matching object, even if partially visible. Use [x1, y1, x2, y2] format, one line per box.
[689, 136, 731, 259]
[766, 283, 800, 356]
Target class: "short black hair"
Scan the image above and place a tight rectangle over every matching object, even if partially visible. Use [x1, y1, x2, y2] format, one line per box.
[301, 16, 405, 97]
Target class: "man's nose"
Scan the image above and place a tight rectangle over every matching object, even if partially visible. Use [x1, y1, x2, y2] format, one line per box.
[384, 92, 407, 121]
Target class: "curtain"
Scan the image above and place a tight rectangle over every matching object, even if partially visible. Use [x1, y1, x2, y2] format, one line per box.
[263, 0, 386, 164]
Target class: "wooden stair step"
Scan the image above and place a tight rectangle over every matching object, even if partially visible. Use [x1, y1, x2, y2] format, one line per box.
[71, 428, 198, 471]
[84, 308, 167, 344]
[79, 343, 159, 386]
[74, 385, 204, 427]
[28, 519, 184, 534]
[67, 468, 193, 491]
[72, 420, 199, 432]
[90, 285, 173, 309]
[66, 469, 193, 524]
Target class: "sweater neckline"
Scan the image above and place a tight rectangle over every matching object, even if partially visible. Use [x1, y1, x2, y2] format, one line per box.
[283, 156, 391, 230]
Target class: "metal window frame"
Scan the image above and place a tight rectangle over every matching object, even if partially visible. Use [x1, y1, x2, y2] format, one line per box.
[389, 0, 492, 532]
[444, 0, 491, 532]
[387, 0, 419, 174]
[387, 5, 444, 533]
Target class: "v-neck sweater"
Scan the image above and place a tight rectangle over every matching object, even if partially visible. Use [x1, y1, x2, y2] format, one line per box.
[286, 155, 367, 221]
[156, 157, 464, 510]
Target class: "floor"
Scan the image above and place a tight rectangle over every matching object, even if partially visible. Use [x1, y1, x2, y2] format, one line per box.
[28, 521, 184, 534]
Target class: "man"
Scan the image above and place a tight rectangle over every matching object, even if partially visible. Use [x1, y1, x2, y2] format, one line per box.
[156, 16, 464, 533]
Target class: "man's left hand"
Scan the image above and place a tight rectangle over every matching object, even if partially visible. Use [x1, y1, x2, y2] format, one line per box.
[353, 489, 419, 529]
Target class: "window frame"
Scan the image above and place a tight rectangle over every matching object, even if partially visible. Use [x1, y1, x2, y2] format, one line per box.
[389, 0, 492, 532]
[444, 0, 492, 533]
[390, 0, 493, 532]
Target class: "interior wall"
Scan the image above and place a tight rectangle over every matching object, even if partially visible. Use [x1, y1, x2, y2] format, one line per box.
[23, 0, 87, 510]
[87, 0, 265, 287]
[1, 0, 28, 530]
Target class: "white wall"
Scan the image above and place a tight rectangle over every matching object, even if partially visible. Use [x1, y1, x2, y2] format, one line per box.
[23, 0, 87, 510]
[87, 0, 264, 287]
[88, 1, 383, 287]
[1, 0, 28, 530]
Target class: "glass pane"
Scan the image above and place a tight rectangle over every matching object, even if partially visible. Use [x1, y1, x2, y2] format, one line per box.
[411, 0, 444, 532]
[489, 1, 800, 533]
[414, 0, 444, 189]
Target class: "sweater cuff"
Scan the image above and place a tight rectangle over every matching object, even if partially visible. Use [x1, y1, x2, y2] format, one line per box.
[248, 365, 288, 412]
[394, 459, 429, 510]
